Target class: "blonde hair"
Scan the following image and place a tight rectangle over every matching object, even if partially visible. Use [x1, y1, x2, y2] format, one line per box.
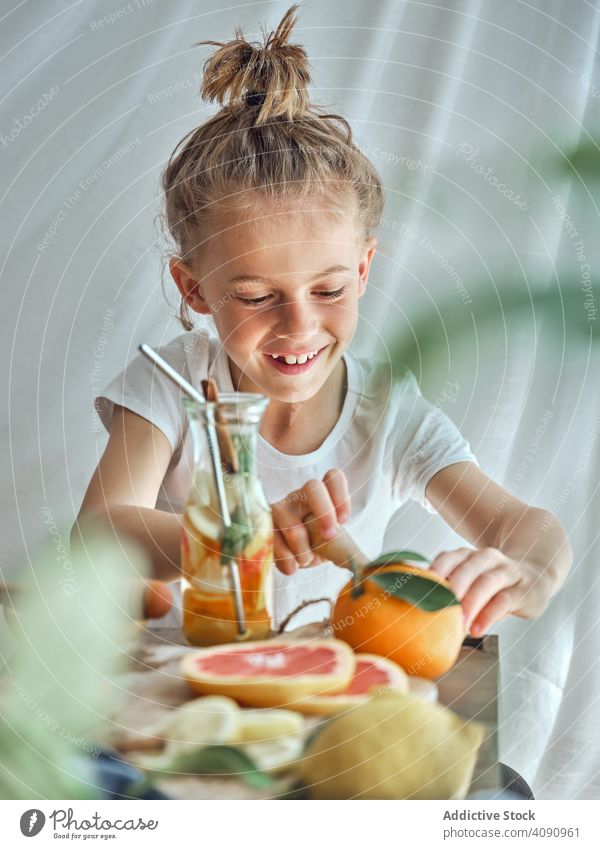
[160, 4, 384, 330]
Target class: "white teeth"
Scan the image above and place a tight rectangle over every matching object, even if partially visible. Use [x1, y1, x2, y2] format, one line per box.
[268, 348, 320, 364]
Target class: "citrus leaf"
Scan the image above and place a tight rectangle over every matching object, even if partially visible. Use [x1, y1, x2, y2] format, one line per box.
[148, 745, 273, 790]
[368, 550, 428, 567]
[370, 571, 459, 611]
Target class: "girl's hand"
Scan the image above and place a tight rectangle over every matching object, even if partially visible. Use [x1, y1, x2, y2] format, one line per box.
[428, 547, 559, 636]
[271, 469, 350, 575]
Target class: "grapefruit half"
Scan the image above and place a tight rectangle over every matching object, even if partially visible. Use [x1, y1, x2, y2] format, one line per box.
[180, 639, 356, 708]
[293, 653, 409, 715]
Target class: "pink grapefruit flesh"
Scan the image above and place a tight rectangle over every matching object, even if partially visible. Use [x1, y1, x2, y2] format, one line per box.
[292, 654, 409, 715]
[181, 639, 356, 708]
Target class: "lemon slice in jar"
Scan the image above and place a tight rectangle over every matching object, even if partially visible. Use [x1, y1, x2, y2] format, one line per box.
[243, 530, 271, 561]
[187, 504, 221, 542]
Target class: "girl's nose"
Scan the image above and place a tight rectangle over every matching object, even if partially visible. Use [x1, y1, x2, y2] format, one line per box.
[272, 298, 320, 338]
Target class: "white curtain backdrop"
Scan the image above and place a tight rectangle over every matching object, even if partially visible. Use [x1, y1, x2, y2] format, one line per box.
[1, 0, 599, 798]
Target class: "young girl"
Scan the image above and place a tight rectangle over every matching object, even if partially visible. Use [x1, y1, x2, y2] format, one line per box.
[77, 5, 571, 636]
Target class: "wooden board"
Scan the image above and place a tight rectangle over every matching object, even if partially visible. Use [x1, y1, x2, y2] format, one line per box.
[437, 635, 501, 795]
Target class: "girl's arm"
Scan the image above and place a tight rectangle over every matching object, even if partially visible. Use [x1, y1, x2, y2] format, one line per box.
[424, 461, 573, 635]
[71, 405, 182, 581]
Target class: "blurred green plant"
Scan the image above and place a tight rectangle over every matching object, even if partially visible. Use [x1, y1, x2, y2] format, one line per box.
[0, 522, 149, 799]
[383, 140, 599, 379]
[385, 282, 597, 379]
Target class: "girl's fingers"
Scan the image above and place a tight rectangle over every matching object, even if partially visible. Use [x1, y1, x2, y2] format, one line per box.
[444, 547, 509, 602]
[271, 470, 351, 572]
[429, 547, 473, 579]
[273, 530, 300, 575]
[271, 501, 313, 568]
[459, 567, 519, 629]
[323, 468, 351, 523]
[302, 478, 340, 540]
[469, 585, 521, 635]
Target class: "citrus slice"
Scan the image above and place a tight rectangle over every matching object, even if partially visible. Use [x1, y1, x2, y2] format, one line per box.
[186, 504, 221, 542]
[241, 522, 268, 559]
[180, 639, 356, 708]
[241, 734, 304, 773]
[293, 654, 408, 715]
[236, 708, 304, 742]
[154, 695, 240, 754]
[191, 471, 217, 510]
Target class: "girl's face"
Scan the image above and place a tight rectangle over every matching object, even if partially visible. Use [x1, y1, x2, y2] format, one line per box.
[171, 201, 377, 403]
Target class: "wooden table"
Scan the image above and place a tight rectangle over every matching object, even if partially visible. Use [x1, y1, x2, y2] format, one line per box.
[437, 634, 501, 796]
[106, 625, 501, 799]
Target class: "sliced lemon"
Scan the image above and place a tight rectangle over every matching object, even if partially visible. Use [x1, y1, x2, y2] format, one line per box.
[242, 529, 271, 561]
[236, 708, 304, 743]
[155, 695, 240, 754]
[192, 471, 217, 509]
[186, 504, 221, 542]
[241, 734, 304, 773]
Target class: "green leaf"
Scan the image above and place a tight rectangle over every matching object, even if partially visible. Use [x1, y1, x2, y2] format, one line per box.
[370, 570, 459, 611]
[221, 505, 253, 564]
[145, 745, 273, 790]
[368, 550, 428, 567]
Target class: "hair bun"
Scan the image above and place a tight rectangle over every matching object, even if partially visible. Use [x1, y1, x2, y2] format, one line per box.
[195, 4, 311, 124]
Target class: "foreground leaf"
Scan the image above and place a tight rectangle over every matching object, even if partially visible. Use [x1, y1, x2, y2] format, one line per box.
[370, 571, 459, 611]
[368, 550, 428, 567]
[143, 744, 273, 790]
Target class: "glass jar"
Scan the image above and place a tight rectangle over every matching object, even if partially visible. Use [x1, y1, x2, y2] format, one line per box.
[180, 393, 273, 645]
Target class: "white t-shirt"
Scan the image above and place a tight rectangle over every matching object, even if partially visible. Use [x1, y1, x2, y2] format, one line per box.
[95, 328, 478, 629]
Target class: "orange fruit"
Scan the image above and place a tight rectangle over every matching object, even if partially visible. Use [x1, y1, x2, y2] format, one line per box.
[142, 579, 173, 620]
[332, 563, 465, 679]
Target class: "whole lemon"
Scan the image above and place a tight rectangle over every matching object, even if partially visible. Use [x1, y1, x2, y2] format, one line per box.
[295, 690, 484, 799]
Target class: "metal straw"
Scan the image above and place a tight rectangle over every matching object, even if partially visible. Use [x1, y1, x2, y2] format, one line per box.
[138, 343, 248, 637]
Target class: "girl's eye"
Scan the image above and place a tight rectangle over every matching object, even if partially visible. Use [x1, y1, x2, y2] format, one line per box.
[237, 295, 271, 306]
[236, 286, 346, 306]
[317, 286, 346, 299]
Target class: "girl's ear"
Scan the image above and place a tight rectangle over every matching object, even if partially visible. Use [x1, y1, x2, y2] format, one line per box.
[169, 258, 211, 315]
[358, 236, 377, 297]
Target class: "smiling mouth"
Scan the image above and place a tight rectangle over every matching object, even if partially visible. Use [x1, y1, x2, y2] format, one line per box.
[262, 345, 329, 373]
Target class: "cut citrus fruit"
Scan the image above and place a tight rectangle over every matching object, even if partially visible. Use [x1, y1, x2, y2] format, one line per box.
[154, 695, 240, 754]
[236, 708, 304, 742]
[241, 734, 304, 773]
[186, 504, 221, 541]
[180, 639, 356, 708]
[293, 654, 408, 715]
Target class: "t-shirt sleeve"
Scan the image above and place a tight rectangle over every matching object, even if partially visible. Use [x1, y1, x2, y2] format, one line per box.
[392, 369, 479, 514]
[94, 343, 188, 454]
